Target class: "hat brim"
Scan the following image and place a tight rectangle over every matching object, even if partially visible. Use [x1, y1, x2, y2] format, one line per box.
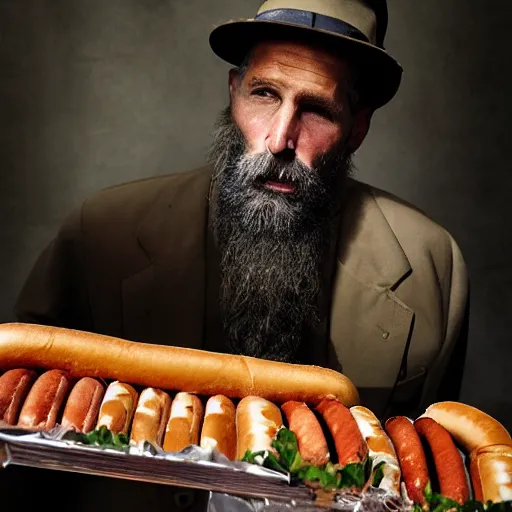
[209, 18, 403, 109]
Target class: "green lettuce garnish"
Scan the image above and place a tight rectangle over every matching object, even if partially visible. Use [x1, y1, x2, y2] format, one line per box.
[70, 425, 130, 450]
[241, 427, 371, 491]
[411, 481, 511, 512]
[371, 460, 386, 488]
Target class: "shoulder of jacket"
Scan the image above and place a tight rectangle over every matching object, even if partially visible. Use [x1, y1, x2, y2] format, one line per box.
[78, 165, 212, 230]
[348, 179, 462, 258]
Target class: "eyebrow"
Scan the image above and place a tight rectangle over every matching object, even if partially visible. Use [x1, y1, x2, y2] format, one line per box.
[247, 77, 344, 117]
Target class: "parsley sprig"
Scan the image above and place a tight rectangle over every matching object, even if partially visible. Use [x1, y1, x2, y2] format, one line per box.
[242, 428, 373, 491]
[66, 425, 130, 450]
[413, 482, 511, 512]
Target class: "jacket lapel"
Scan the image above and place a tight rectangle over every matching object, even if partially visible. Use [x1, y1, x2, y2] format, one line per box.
[329, 181, 414, 406]
[121, 167, 212, 348]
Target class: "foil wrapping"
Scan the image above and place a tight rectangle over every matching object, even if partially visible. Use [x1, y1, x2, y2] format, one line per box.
[0, 424, 412, 512]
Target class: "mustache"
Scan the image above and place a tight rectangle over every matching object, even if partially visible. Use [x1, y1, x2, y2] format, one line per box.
[233, 151, 322, 195]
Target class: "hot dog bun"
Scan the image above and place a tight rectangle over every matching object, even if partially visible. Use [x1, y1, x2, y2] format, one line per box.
[163, 392, 203, 453]
[420, 401, 512, 453]
[130, 387, 172, 448]
[96, 381, 138, 435]
[350, 406, 401, 495]
[469, 444, 512, 503]
[0, 369, 37, 425]
[200, 395, 236, 460]
[17, 369, 72, 430]
[62, 377, 105, 433]
[0, 322, 359, 406]
[236, 396, 283, 460]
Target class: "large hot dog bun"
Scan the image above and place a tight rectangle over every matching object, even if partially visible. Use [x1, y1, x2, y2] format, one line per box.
[420, 401, 512, 453]
[0, 323, 359, 406]
[469, 444, 512, 503]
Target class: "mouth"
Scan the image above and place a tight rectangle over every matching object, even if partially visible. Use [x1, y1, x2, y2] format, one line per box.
[263, 180, 297, 194]
[254, 174, 298, 195]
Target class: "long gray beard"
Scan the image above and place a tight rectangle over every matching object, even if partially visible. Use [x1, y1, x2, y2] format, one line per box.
[208, 107, 352, 363]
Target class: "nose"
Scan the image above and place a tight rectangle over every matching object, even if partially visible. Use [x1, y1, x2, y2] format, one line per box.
[265, 103, 299, 155]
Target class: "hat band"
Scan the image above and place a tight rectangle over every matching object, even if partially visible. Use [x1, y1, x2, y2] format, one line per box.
[255, 8, 369, 43]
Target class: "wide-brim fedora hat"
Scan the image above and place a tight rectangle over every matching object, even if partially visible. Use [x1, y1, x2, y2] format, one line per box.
[209, 0, 403, 109]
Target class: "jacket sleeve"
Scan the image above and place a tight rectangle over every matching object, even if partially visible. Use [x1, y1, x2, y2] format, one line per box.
[13, 203, 93, 331]
[416, 233, 470, 412]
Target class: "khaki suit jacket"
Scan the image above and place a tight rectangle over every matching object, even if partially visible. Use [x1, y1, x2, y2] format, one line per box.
[15, 165, 469, 418]
[12, 165, 469, 511]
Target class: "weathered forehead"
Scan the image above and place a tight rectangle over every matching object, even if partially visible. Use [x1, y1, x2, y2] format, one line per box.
[243, 40, 355, 98]
[249, 39, 352, 75]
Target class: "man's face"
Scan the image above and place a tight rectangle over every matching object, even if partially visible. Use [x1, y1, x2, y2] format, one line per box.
[208, 39, 368, 364]
[229, 39, 359, 170]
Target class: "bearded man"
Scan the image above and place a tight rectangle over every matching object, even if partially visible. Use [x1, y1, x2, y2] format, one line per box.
[14, 0, 469, 421]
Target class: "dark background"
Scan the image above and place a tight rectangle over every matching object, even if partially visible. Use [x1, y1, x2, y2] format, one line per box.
[0, 0, 510, 437]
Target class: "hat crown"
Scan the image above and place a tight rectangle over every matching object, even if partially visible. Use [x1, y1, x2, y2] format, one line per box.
[257, 0, 381, 46]
[209, 0, 400, 108]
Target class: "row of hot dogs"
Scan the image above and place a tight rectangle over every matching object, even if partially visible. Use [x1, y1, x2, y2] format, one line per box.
[0, 323, 511, 510]
[0, 366, 511, 508]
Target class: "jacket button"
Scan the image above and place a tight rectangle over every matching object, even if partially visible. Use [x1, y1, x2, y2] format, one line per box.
[172, 490, 196, 509]
[382, 332, 390, 340]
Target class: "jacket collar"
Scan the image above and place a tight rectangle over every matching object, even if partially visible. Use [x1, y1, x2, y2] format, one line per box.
[336, 179, 411, 290]
[326, 179, 414, 409]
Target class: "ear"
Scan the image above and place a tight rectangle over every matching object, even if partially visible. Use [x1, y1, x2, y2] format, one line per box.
[228, 68, 241, 99]
[347, 107, 373, 153]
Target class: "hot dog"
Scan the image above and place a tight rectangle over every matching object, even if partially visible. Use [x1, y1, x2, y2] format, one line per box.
[62, 377, 105, 433]
[236, 396, 283, 461]
[385, 416, 430, 506]
[0, 368, 37, 425]
[96, 381, 138, 435]
[0, 322, 359, 406]
[281, 401, 329, 467]
[350, 406, 401, 495]
[200, 395, 237, 460]
[469, 444, 512, 503]
[17, 369, 72, 430]
[130, 387, 172, 448]
[419, 401, 512, 453]
[163, 392, 203, 453]
[414, 417, 470, 505]
[315, 397, 368, 466]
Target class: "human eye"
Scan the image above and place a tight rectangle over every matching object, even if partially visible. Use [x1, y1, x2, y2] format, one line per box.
[302, 103, 335, 121]
[251, 88, 277, 99]
[306, 105, 330, 119]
